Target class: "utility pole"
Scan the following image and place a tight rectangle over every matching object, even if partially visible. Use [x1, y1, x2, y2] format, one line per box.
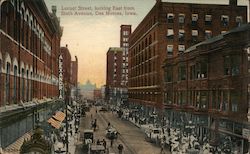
[65, 83, 69, 153]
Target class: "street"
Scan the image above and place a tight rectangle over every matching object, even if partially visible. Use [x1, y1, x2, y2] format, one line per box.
[75, 107, 170, 154]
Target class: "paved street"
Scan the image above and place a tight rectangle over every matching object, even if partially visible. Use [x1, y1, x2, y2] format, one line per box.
[75, 107, 170, 154]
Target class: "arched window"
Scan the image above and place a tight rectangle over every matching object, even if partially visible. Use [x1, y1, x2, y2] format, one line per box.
[26, 70, 29, 101]
[1, 2, 14, 37]
[5, 62, 10, 104]
[13, 65, 18, 103]
[21, 68, 25, 101]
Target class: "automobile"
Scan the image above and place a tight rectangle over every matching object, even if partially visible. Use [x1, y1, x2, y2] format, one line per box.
[145, 127, 162, 143]
[99, 107, 108, 112]
[105, 127, 118, 139]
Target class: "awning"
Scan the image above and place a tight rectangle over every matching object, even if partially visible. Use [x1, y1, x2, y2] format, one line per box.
[48, 118, 61, 129]
[53, 111, 66, 122]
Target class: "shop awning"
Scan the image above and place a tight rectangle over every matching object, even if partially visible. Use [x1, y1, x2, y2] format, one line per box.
[52, 111, 66, 122]
[48, 118, 61, 129]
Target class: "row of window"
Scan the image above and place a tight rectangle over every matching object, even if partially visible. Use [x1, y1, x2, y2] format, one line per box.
[164, 90, 239, 112]
[167, 13, 243, 26]
[164, 55, 240, 82]
[129, 74, 159, 87]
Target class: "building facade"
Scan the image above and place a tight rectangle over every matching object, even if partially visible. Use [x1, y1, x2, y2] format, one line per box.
[106, 47, 123, 104]
[128, 0, 247, 112]
[120, 25, 131, 106]
[0, 0, 63, 151]
[163, 23, 250, 153]
[120, 25, 131, 87]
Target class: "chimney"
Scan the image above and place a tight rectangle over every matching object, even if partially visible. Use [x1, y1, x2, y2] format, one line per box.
[66, 44, 68, 48]
[229, 0, 237, 6]
[52, 5, 57, 15]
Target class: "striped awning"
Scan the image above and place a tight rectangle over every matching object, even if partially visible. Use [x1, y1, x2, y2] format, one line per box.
[52, 111, 66, 122]
[48, 111, 66, 129]
[48, 118, 61, 129]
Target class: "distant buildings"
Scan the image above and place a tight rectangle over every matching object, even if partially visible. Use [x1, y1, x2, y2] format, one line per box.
[60, 45, 78, 99]
[128, 0, 247, 111]
[80, 80, 96, 99]
[106, 47, 123, 103]
[93, 89, 102, 100]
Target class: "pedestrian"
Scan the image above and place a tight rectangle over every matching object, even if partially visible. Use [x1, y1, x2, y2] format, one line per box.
[103, 139, 107, 149]
[118, 144, 124, 154]
[110, 138, 114, 147]
[97, 139, 100, 145]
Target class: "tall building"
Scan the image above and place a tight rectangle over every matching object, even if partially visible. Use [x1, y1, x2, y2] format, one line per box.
[106, 47, 123, 103]
[120, 25, 131, 105]
[128, 0, 247, 113]
[163, 23, 250, 153]
[0, 0, 63, 151]
[120, 25, 131, 87]
[71, 56, 78, 99]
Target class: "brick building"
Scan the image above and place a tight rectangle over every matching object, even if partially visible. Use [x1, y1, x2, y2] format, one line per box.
[120, 25, 131, 87]
[60, 45, 71, 87]
[106, 47, 123, 103]
[128, 0, 247, 112]
[71, 56, 78, 87]
[0, 0, 64, 151]
[120, 25, 131, 105]
[163, 23, 250, 153]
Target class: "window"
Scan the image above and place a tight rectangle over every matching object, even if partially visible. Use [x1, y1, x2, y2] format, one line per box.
[200, 62, 207, 78]
[167, 45, 173, 55]
[192, 30, 198, 43]
[179, 14, 185, 24]
[179, 29, 185, 42]
[200, 91, 208, 109]
[165, 66, 173, 82]
[167, 13, 174, 23]
[224, 56, 230, 75]
[211, 90, 217, 109]
[22, 68, 25, 100]
[13, 65, 17, 103]
[26, 70, 30, 101]
[232, 55, 240, 76]
[5, 62, 10, 104]
[178, 65, 186, 80]
[190, 65, 195, 80]
[205, 15, 212, 25]
[231, 91, 239, 112]
[192, 14, 198, 26]
[221, 91, 229, 111]
[165, 91, 173, 105]
[236, 16, 243, 26]
[167, 29, 174, 40]
[221, 15, 229, 26]
[123, 31, 129, 36]
[205, 30, 212, 39]
[178, 45, 185, 53]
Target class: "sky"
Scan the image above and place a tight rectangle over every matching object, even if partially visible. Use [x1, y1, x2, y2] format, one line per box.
[44, 0, 249, 88]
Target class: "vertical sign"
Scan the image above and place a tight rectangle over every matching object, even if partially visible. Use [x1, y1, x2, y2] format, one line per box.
[59, 55, 64, 99]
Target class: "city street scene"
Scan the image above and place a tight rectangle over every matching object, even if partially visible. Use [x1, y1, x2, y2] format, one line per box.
[0, 0, 250, 153]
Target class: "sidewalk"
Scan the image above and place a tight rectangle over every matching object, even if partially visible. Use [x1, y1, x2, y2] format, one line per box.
[53, 116, 80, 154]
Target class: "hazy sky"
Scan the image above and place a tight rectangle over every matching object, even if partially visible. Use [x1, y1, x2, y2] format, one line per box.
[44, 0, 249, 87]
